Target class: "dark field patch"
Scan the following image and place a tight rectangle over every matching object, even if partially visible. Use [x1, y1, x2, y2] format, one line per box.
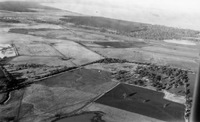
[95, 84, 185, 122]
[38, 68, 112, 93]
[93, 41, 147, 48]
[54, 112, 105, 122]
[0, 1, 58, 12]
[9, 28, 52, 34]
[55, 114, 95, 122]
[0, 18, 20, 23]
[60, 16, 147, 33]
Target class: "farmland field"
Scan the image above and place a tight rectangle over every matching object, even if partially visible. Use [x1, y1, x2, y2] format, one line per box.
[14, 42, 63, 57]
[93, 41, 148, 48]
[38, 68, 116, 94]
[0, 1, 199, 122]
[7, 56, 75, 67]
[90, 46, 198, 71]
[95, 83, 185, 122]
[53, 41, 104, 65]
[85, 103, 165, 122]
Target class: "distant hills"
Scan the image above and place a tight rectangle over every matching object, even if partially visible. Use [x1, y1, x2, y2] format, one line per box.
[61, 16, 200, 40]
[0, 1, 59, 12]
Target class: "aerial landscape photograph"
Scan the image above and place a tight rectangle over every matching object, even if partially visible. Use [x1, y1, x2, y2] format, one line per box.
[0, 0, 199, 122]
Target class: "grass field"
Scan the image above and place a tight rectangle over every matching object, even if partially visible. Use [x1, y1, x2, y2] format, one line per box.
[0, 89, 25, 121]
[38, 68, 114, 94]
[20, 68, 118, 120]
[23, 84, 95, 112]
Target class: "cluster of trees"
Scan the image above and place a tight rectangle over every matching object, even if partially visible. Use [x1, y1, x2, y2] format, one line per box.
[0, 66, 26, 93]
[113, 70, 131, 82]
[9, 28, 50, 35]
[96, 58, 128, 64]
[95, 58, 151, 65]
[1, 64, 77, 92]
[14, 63, 47, 70]
[32, 19, 64, 25]
[135, 64, 190, 93]
[0, 17, 20, 23]
[128, 25, 199, 40]
[112, 70, 147, 87]
[185, 96, 193, 119]
[112, 63, 191, 95]
[34, 66, 76, 80]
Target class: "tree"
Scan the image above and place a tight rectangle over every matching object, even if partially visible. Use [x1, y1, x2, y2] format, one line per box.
[123, 93, 127, 99]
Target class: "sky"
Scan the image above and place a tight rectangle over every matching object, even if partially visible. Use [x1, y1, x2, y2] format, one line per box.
[1, 0, 200, 30]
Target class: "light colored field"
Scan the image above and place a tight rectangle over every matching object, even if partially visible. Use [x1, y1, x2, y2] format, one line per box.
[142, 46, 199, 59]
[0, 32, 45, 44]
[163, 90, 186, 104]
[29, 28, 124, 42]
[14, 42, 62, 57]
[0, 44, 11, 48]
[53, 41, 104, 65]
[8, 56, 75, 67]
[0, 47, 16, 58]
[85, 63, 138, 73]
[0, 44, 16, 58]
[29, 30, 107, 42]
[164, 39, 196, 45]
[0, 27, 10, 32]
[84, 103, 165, 122]
[90, 47, 198, 71]
[90, 47, 157, 63]
[16, 23, 63, 29]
